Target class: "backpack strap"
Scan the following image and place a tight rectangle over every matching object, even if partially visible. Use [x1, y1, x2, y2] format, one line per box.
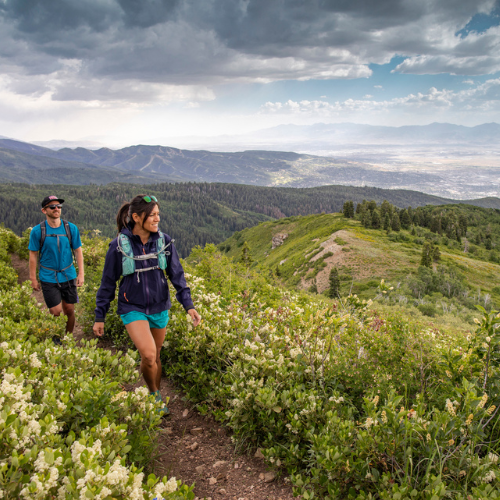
[117, 232, 172, 282]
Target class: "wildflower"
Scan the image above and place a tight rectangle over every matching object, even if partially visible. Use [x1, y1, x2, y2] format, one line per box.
[486, 336, 491, 343]
[459, 470, 466, 478]
[446, 370, 452, 378]
[426, 433, 431, 442]
[372, 395, 379, 407]
[484, 470, 496, 483]
[466, 414, 474, 426]
[381, 410, 388, 424]
[486, 405, 496, 416]
[449, 439, 455, 446]
[478, 394, 488, 410]
[445, 399, 456, 416]
[473, 318, 481, 325]
[364, 417, 374, 428]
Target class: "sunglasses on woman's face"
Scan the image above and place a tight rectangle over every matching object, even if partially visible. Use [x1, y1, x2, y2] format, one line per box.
[142, 195, 158, 203]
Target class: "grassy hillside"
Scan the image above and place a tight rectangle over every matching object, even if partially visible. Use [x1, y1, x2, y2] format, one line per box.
[219, 211, 500, 327]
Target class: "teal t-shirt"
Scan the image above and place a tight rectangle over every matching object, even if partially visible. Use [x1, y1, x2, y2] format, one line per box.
[28, 221, 82, 283]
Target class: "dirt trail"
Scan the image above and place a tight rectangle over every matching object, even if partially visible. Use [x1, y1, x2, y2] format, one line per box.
[11, 254, 296, 500]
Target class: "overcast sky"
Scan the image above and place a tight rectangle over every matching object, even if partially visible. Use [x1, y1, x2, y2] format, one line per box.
[1, 0, 500, 147]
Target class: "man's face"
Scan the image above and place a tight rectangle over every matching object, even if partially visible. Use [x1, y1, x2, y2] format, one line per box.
[42, 203, 62, 219]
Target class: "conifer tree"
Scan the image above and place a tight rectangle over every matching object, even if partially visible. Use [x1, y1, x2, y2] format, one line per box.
[326, 268, 340, 298]
[362, 211, 372, 228]
[371, 209, 381, 229]
[391, 212, 401, 232]
[421, 241, 433, 267]
[240, 241, 252, 266]
[432, 244, 441, 262]
[400, 209, 411, 230]
[383, 213, 391, 231]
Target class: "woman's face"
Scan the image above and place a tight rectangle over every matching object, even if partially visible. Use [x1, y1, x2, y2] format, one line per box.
[137, 204, 160, 233]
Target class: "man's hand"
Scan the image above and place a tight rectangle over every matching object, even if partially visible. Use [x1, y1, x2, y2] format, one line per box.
[76, 274, 85, 287]
[187, 308, 201, 327]
[93, 322, 104, 337]
[30, 278, 41, 292]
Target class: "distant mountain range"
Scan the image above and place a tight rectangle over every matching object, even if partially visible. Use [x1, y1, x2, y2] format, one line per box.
[152, 122, 500, 153]
[0, 122, 499, 201]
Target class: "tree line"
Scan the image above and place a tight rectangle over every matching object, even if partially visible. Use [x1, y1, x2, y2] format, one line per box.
[1, 181, 498, 257]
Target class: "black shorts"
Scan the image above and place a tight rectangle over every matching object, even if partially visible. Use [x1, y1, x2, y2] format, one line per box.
[40, 280, 78, 309]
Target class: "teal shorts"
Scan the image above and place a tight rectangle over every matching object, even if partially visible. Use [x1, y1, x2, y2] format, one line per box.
[120, 310, 170, 329]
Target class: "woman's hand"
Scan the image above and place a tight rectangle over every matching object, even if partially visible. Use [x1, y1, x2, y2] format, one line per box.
[187, 309, 201, 327]
[93, 322, 105, 337]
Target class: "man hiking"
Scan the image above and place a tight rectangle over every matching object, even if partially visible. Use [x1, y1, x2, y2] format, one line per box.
[28, 195, 84, 340]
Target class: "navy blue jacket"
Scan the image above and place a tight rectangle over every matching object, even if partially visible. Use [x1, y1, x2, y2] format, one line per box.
[94, 227, 194, 322]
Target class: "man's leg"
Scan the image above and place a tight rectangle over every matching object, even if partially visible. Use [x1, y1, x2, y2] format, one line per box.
[61, 302, 75, 333]
[59, 280, 78, 333]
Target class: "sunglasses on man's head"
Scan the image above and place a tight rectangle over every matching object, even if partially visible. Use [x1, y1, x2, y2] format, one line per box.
[45, 204, 62, 210]
[142, 195, 158, 203]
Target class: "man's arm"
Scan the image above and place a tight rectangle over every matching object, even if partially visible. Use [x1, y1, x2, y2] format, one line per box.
[28, 250, 40, 291]
[74, 247, 84, 287]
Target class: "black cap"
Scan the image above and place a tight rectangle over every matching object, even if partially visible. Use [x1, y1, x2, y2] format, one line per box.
[41, 195, 64, 208]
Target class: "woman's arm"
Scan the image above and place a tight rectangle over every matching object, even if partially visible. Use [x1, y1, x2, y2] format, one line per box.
[94, 241, 121, 324]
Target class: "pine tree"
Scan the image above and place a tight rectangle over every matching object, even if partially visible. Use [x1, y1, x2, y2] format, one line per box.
[432, 244, 441, 262]
[391, 212, 401, 232]
[240, 241, 252, 266]
[421, 241, 433, 267]
[371, 209, 381, 229]
[326, 268, 340, 298]
[348, 200, 355, 218]
[342, 201, 351, 218]
[362, 211, 372, 228]
[400, 209, 411, 230]
[383, 213, 391, 231]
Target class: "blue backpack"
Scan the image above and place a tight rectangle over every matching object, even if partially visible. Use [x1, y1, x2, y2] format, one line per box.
[38, 220, 76, 283]
[117, 231, 172, 282]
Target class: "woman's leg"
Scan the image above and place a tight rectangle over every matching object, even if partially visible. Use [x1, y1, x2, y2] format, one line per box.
[150, 327, 167, 390]
[125, 320, 160, 392]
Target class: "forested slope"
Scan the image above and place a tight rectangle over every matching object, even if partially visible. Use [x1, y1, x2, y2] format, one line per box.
[1, 181, 499, 256]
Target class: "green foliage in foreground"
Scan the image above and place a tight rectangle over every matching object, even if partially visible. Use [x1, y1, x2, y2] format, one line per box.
[0, 229, 194, 499]
[75, 234, 500, 499]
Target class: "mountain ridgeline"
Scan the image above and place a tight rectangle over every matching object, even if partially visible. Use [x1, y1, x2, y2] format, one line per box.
[1, 181, 500, 258]
[1, 133, 500, 201]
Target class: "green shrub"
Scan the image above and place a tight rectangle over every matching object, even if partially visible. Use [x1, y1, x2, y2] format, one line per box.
[418, 303, 438, 317]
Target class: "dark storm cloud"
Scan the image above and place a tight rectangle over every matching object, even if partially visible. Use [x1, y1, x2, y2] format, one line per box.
[0, 0, 499, 101]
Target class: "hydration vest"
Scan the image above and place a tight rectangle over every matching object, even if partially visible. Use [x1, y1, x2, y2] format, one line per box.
[38, 220, 76, 283]
[117, 231, 172, 283]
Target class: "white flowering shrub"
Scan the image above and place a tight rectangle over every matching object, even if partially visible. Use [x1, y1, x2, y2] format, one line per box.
[0, 229, 194, 500]
[32, 233, 500, 498]
[161, 246, 500, 499]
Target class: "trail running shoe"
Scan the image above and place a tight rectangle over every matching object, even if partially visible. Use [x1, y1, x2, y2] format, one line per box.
[151, 390, 170, 416]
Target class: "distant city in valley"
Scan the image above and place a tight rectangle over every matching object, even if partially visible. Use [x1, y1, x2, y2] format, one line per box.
[1, 122, 499, 200]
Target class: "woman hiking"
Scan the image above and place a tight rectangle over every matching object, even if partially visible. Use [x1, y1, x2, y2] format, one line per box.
[93, 195, 201, 414]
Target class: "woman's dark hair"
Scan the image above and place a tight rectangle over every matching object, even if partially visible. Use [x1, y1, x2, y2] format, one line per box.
[116, 195, 159, 233]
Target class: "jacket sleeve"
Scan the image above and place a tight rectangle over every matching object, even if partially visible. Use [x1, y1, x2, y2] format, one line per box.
[94, 240, 122, 322]
[166, 241, 195, 311]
